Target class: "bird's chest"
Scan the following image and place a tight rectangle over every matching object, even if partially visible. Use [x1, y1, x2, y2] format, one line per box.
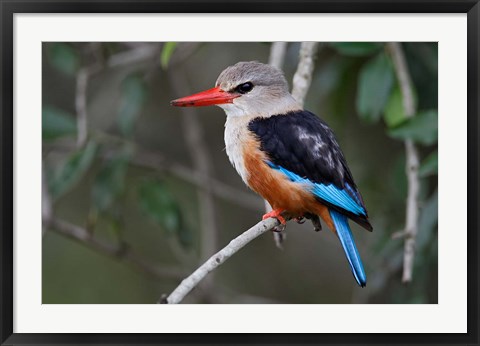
[224, 118, 251, 184]
[224, 116, 315, 214]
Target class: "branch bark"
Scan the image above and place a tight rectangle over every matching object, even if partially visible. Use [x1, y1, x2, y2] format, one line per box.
[268, 42, 288, 69]
[42, 165, 52, 237]
[292, 42, 320, 107]
[164, 218, 279, 304]
[75, 67, 89, 148]
[387, 42, 420, 283]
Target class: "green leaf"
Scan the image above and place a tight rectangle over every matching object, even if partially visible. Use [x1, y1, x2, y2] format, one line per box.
[49, 141, 97, 199]
[330, 42, 382, 56]
[419, 151, 438, 177]
[383, 85, 417, 128]
[356, 52, 395, 123]
[42, 106, 77, 141]
[117, 75, 147, 137]
[138, 180, 191, 248]
[47, 43, 80, 76]
[389, 110, 438, 145]
[91, 149, 131, 213]
[160, 42, 177, 69]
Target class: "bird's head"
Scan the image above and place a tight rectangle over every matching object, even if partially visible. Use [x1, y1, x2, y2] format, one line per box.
[170, 61, 300, 118]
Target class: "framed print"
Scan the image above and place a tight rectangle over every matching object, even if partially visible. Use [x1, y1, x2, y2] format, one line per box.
[1, 1, 479, 345]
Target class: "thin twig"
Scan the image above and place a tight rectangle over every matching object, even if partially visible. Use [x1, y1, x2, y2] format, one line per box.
[268, 42, 288, 69]
[165, 218, 279, 304]
[292, 42, 319, 107]
[45, 217, 186, 281]
[75, 67, 89, 148]
[387, 42, 420, 283]
[42, 166, 52, 237]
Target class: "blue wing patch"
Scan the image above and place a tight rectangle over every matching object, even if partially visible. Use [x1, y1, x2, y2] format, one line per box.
[267, 162, 366, 216]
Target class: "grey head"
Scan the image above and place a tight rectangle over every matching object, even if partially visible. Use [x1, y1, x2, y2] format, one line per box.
[215, 61, 301, 118]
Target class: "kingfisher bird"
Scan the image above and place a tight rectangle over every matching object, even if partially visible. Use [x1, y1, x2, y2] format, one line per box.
[171, 61, 372, 287]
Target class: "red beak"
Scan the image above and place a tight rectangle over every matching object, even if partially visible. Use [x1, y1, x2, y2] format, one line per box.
[170, 87, 239, 107]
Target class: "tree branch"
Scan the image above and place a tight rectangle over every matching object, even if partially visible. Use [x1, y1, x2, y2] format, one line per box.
[292, 42, 320, 107]
[75, 67, 89, 148]
[42, 165, 52, 237]
[387, 42, 420, 283]
[268, 42, 288, 69]
[164, 218, 279, 304]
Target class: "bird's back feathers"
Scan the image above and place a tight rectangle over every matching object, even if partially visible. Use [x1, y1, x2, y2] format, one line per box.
[248, 110, 372, 231]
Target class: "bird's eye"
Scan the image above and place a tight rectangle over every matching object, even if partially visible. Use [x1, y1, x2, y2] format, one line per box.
[236, 82, 254, 94]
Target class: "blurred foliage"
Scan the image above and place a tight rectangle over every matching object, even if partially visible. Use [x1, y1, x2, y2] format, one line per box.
[160, 42, 177, 69]
[42, 106, 77, 141]
[42, 42, 437, 304]
[139, 179, 192, 248]
[389, 110, 438, 145]
[47, 42, 81, 76]
[118, 74, 148, 137]
[384, 85, 414, 128]
[356, 51, 394, 122]
[48, 141, 97, 199]
[91, 147, 131, 213]
[330, 42, 382, 57]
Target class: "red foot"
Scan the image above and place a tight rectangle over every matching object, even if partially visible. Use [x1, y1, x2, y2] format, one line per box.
[262, 209, 287, 225]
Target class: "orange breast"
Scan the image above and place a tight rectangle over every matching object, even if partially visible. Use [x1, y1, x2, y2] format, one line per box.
[243, 134, 334, 231]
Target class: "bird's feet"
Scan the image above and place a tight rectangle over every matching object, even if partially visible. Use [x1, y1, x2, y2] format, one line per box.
[262, 208, 287, 225]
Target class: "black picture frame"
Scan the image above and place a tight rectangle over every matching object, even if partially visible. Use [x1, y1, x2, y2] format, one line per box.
[1, 1, 478, 345]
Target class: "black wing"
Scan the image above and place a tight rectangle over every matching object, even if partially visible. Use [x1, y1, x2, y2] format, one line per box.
[248, 110, 372, 231]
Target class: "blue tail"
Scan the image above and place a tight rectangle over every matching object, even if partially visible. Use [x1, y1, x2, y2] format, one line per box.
[329, 209, 367, 287]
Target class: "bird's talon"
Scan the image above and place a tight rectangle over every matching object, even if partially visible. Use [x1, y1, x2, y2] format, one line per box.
[262, 209, 287, 225]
